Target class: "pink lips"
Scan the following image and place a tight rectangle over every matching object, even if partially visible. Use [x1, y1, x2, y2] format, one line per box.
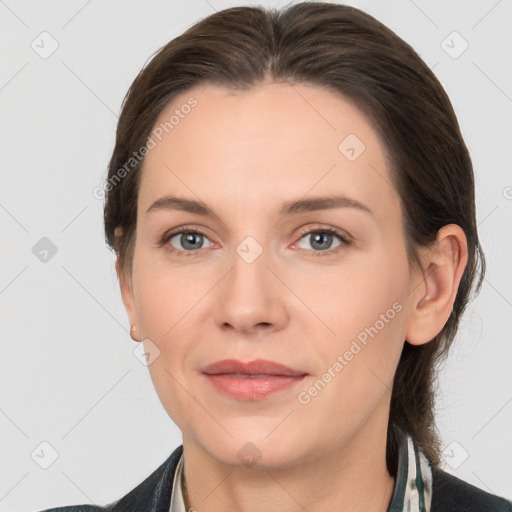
[201, 359, 308, 400]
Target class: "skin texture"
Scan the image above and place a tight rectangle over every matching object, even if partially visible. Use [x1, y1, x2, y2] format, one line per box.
[116, 80, 468, 512]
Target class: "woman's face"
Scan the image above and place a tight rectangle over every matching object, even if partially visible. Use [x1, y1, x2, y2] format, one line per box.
[121, 80, 422, 468]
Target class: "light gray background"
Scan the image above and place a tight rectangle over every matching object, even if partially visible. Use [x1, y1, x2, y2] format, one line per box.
[1, 0, 511, 510]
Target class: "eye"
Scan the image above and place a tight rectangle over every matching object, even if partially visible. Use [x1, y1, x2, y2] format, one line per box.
[159, 227, 214, 256]
[157, 225, 352, 257]
[295, 226, 351, 256]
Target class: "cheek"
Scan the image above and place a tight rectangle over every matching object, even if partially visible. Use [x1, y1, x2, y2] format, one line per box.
[303, 248, 409, 393]
[130, 249, 212, 402]
[305, 250, 409, 339]
[132, 260, 202, 429]
[132, 246, 202, 340]
[294, 262, 407, 441]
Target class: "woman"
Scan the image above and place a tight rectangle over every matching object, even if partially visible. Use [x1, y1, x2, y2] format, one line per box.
[39, 2, 511, 511]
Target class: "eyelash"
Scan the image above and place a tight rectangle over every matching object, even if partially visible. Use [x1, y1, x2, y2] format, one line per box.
[157, 225, 352, 258]
[295, 226, 352, 256]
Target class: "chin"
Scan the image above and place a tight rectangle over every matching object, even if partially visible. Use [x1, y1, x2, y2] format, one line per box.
[195, 425, 312, 470]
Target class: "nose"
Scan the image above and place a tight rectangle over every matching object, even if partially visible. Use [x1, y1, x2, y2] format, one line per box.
[214, 239, 289, 336]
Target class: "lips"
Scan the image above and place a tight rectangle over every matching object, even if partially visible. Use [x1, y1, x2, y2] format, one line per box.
[201, 359, 307, 377]
[201, 359, 308, 400]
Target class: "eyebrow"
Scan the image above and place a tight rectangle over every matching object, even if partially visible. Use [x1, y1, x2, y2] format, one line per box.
[145, 194, 373, 217]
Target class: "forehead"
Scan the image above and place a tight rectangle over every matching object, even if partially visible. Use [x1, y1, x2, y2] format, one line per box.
[138, 81, 399, 223]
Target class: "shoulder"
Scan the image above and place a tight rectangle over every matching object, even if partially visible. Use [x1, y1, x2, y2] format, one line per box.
[35, 445, 183, 512]
[431, 466, 512, 512]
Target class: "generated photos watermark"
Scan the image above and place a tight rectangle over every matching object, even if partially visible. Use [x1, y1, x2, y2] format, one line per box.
[297, 301, 403, 405]
[93, 96, 198, 200]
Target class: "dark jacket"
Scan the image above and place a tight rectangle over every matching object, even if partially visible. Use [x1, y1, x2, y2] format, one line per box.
[37, 444, 512, 512]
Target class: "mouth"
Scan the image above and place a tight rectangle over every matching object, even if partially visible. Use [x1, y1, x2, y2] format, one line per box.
[216, 373, 294, 378]
[201, 359, 308, 400]
[201, 358, 306, 377]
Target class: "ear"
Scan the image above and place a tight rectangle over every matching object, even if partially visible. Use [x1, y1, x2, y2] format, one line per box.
[405, 224, 468, 346]
[115, 254, 141, 342]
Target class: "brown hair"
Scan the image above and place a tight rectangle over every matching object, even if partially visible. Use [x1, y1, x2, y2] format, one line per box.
[103, 2, 485, 472]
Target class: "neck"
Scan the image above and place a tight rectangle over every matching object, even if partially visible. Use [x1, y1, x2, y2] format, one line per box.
[181, 421, 395, 512]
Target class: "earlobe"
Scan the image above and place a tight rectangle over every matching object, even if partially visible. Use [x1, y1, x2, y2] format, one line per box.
[115, 256, 141, 342]
[405, 224, 468, 346]
[130, 325, 140, 342]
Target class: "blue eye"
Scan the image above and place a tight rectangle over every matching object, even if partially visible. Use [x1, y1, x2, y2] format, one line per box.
[170, 232, 209, 251]
[158, 225, 351, 258]
[296, 227, 351, 256]
[159, 228, 214, 257]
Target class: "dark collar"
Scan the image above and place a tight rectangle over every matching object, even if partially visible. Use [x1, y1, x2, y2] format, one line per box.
[107, 444, 183, 512]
